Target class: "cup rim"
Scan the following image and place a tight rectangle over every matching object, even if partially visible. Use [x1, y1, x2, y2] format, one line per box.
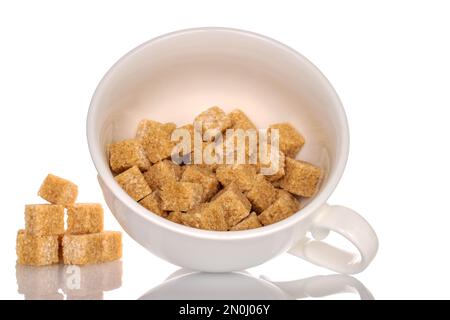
[86, 27, 349, 240]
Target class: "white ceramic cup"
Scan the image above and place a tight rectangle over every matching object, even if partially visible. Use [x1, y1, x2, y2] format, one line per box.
[87, 27, 378, 274]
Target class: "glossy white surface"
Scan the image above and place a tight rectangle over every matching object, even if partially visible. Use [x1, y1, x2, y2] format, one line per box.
[88, 28, 378, 273]
[2, 0, 450, 299]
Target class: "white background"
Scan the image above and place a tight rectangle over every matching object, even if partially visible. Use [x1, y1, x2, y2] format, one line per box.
[1, 0, 450, 300]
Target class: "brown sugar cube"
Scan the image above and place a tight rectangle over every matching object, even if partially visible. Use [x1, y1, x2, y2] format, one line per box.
[160, 182, 203, 211]
[38, 174, 78, 206]
[67, 203, 104, 235]
[269, 123, 305, 158]
[194, 106, 232, 141]
[143, 160, 182, 190]
[25, 204, 64, 236]
[229, 109, 257, 131]
[210, 184, 251, 228]
[166, 211, 185, 224]
[115, 166, 152, 201]
[139, 191, 168, 217]
[109, 139, 150, 173]
[62, 231, 122, 265]
[181, 165, 219, 201]
[230, 212, 262, 231]
[246, 175, 278, 213]
[136, 119, 177, 163]
[16, 230, 59, 266]
[216, 164, 257, 192]
[258, 150, 286, 182]
[258, 190, 301, 226]
[182, 203, 228, 231]
[279, 158, 323, 197]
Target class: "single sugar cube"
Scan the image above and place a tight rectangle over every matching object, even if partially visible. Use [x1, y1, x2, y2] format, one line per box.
[194, 106, 232, 141]
[181, 165, 219, 201]
[160, 182, 203, 211]
[139, 191, 168, 217]
[136, 119, 177, 163]
[279, 157, 323, 197]
[25, 204, 64, 236]
[228, 109, 257, 131]
[181, 203, 228, 231]
[258, 190, 301, 225]
[62, 231, 122, 265]
[216, 164, 257, 192]
[115, 165, 152, 201]
[258, 150, 286, 182]
[109, 139, 150, 173]
[38, 174, 78, 206]
[269, 123, 305, 158]
[16, 230, 60, 266]
[230, 212, 262, 231]
[246, 175, 278, 213]
[166, 211, 184, 224]
[67, 203, 104, 235]
[143, 160, 182, 190]
[210, 184, 251, 228]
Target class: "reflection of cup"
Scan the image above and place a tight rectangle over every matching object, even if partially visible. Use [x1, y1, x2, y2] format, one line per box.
[139, 269, 373, 300]
[16, 261, 122, 300]
[88, 27, 378, 273]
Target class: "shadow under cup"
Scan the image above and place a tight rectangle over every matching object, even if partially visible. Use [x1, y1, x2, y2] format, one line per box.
[87, 28, 349, 272]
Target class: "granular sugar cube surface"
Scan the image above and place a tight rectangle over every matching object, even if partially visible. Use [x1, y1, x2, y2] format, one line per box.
[25, 204, 64, 236]
[182, 203, 228, 231]
[269, 123, 305, 158]
[210, 184, 251, 228]
[246, 175, 278, 213]
[181, 165, 219, 201]
[194, 106, 232, 141]
[115, 166, 152, 201]
[38, 174, 78, 206]
[139, 191, 167, 217]
[216, 164, 257, 192]
[160, 181, 203, 211]
[143, 160, 182, 190]
[229, 109, 257, 131]
[136, 120, 177, 163]
[279, 158, 323, 197]
[16, 230, 60, 266]
[258, 190, 301, 226]
[109, 139, 150, 173]
[258, 150, 286, 182]
[230, 212, 262, 231]
[167, 211, 184, 224]
[62, 231, 122, 265]
[67, 203, 104, 235]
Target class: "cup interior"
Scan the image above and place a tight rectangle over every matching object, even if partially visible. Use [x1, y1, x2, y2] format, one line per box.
[88, 28, 348, 220]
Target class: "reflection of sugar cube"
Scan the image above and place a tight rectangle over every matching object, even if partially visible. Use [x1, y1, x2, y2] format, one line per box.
[16, 263, 62, 296]
[66, 291, 104, 300]
[62, 260, 122, 295]
[24, 292, 65, 300]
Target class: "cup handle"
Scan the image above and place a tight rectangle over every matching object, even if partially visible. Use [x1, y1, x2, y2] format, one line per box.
[288, 204, 378, 274]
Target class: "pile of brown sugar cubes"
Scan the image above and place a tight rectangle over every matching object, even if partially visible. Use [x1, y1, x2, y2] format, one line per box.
[109, 106, 323, 232]
[16, 174, 122, 266]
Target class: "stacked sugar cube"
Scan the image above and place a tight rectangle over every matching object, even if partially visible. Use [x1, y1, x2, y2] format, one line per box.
[109, 106, 323, 232]
[16, 174, 122, 266]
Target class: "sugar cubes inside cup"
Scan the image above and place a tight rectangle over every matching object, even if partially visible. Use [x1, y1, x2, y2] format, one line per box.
[108, 107, 323, 231]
